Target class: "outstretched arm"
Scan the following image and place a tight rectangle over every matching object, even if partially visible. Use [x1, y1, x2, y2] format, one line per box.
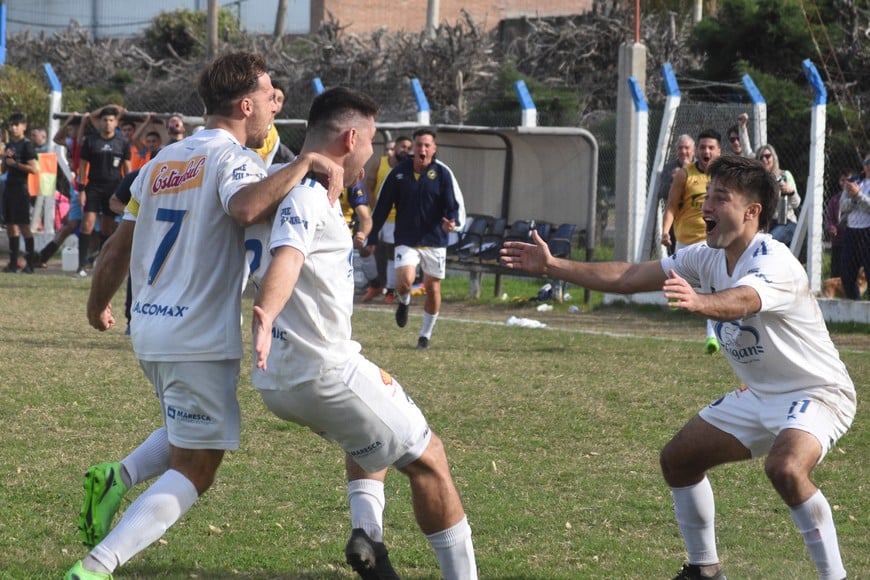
[663, 269, 761, 320]
[500, 230, 668, 294]
[252, 245, 304, 370]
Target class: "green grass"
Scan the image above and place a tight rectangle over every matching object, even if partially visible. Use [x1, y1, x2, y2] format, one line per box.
[0, 274, 867, 579]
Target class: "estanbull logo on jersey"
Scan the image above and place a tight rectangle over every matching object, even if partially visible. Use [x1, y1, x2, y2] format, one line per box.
[150, 156, 206, 195]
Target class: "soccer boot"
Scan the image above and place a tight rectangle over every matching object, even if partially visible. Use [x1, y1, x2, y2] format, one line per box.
[672, 563, 726, 580]
[78, 462, 127, 548]
[345, 528, 400, 580]
[704, 336, 720, 355]
[64, 560, 112, 579]
[395, 302, 408, 328]
[416, 336, 430, 350]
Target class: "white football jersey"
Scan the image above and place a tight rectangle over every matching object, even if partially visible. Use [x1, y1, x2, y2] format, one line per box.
[662, 234, 855, 407]
[247, 176, 361, 389]
[125, 128, 267, 361]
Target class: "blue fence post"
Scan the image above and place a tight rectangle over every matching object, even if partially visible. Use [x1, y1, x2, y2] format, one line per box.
[410, 78, 430, 125]
[513, 80, 537, 127]
[628, 76, 649, 263]
[741, 73, 767, 149]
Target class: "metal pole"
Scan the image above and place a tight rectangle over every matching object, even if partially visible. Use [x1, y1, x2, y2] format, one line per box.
[206, 0, 218, 62]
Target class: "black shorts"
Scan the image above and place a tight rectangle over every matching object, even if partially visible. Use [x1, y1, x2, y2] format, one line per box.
[83, 184, 118, 217]
[2, 184, 31, 225]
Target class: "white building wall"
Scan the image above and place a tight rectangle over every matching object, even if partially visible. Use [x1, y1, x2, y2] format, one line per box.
[6, 0, 309, 38]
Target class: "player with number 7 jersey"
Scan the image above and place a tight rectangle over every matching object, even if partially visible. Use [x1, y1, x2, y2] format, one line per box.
[125, 131, 265, 360]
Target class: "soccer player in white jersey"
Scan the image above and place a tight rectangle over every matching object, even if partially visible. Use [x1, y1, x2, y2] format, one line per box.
[69, 52, 344, 580]
[501, 155, 856, 580]
[248, 87, 477, 580]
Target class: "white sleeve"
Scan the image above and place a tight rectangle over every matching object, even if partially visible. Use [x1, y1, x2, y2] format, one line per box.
[269, 184, 323, 257]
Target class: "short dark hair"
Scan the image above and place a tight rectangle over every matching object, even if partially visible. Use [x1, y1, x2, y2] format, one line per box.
[395, 135, 412, 145]
[413, 127, 437, 141]
[8, 113, 27, 126]
[271, 77, 286, 95]
[707, 155, 778, 231]
[99, 106, 120, 118]
[697, 128, 721, 145]
[307, 86, 379, 131]
[727, 125, 738, 137]
[197, 52, 268, 117]
[145, 131, 162, 140]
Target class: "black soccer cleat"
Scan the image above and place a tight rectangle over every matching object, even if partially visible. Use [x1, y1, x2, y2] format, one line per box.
[395, 302, 408, 328]
[345, 528, 400, 580]
[672, 563, 726, 580]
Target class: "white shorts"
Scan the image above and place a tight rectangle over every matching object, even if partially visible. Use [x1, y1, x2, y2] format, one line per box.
[699, 386, 853, 460]
[379, 221, 395, 245]
[257, 353, 431, 473]
[394, 245, 446, 279]
[140, 359, 241, 451]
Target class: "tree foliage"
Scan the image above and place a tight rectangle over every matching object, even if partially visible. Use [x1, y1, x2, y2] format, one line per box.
[689, 0, 817, 81]
[144, 8, 240, 59]
[0, 66, 50, 129]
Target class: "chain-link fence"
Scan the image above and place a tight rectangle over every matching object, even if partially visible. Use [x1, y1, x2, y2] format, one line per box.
[58, 81, 868, 295]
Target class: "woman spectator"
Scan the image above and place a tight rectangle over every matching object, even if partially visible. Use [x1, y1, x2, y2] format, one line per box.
[757, 144, 800, 245]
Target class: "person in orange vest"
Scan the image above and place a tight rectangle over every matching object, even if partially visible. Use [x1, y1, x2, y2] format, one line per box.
[29, 126, 59, 236]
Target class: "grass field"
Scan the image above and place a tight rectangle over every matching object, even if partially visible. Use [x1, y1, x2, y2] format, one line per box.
[0, 272, 867, 579]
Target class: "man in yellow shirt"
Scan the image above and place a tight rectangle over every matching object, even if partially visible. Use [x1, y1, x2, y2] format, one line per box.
[661, 128, 722, 354]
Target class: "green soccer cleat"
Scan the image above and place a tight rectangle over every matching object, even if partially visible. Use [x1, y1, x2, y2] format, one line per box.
[64, 560, 113, 579]
[78, 462, 127, 548]
[704, 336, 720, 355]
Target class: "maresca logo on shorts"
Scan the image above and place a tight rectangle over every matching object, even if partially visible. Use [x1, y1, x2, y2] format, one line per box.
[349, 441, 383, 458]
[150, 156, 206, 195]
[166, 405, 213, 425]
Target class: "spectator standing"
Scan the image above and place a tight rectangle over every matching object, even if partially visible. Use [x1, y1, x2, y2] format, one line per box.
[756, 144, 800, 246]
[659, 134, 695, 255]
[252, 79, 295, 166]
[248, 86, 477, 579]
[824, 174, 849, 278]
[28, 126, 59, 236]
[501, 155, 856, 580]
[36, 116, 84, 267]
[368, 129, 465, 349]
[661, 128, 722, 354]
[2, 113, 39, 273]
[839, 152, 870, 299]
[121, 119, 151, 171]
[165, 113, 186, 143]
[76, 106, 131, 276]
[67, 51, 344, 580]
[365, 136, 413, 303]
[340, 180, 380, 294]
